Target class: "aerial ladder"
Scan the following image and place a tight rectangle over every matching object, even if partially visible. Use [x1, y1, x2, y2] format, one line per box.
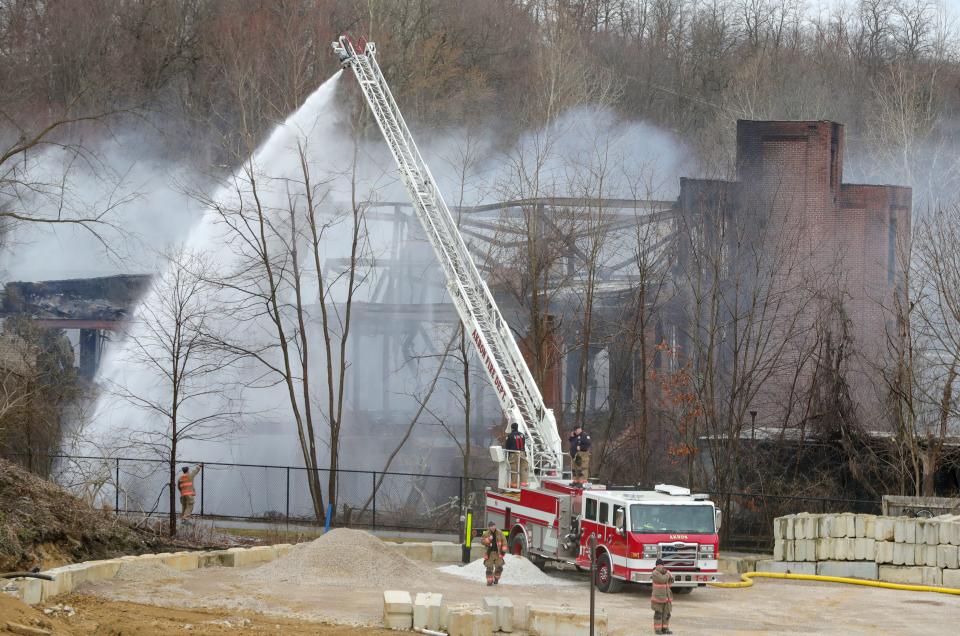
[333, 36, 563, 488]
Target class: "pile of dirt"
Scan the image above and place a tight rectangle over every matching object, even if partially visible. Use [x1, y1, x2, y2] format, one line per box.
[0, 458, 161, 572]
[0, 593, 72, 635]
[248, 528, 430, 587]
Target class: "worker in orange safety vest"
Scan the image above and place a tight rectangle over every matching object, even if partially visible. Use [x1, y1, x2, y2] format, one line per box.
[651, 558, 674, 634]
[177, 463, 203, 520]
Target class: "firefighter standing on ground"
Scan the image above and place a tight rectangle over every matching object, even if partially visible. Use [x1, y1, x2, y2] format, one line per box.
[504, 422, 527, 487]
[568, 425, 591, 484]
[651, 558, 674, 634]
[481, 521, 507, 585]
[177, 463, 203, 520]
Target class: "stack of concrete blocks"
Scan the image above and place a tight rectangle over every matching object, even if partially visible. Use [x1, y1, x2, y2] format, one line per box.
[768, 513, 960, 587]
[383, 590, 414, 630]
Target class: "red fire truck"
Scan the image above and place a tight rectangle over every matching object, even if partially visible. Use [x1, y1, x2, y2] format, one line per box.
[335, 36, 721, 593]
[485, 478, 721, 593]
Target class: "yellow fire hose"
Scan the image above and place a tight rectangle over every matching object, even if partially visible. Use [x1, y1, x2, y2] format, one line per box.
[709, 570, 960, 596]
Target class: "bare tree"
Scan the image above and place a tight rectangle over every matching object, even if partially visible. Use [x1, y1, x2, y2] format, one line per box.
[111, 247, 241, 535]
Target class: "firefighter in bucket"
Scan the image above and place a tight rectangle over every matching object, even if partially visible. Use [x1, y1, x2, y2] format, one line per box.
[481, 521, 507, 585]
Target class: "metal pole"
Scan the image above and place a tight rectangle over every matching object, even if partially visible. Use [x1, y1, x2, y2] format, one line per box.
[458, 476, 465, 540]
[115, 458, 120, 514]
[200, 465, 205, 516]
[286, 467, 291, 524]
[589, 533, 597, 636]
[372, 471, 377, 530]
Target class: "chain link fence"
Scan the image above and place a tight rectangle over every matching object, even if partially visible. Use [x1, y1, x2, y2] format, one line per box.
[41, 454, 495, 534]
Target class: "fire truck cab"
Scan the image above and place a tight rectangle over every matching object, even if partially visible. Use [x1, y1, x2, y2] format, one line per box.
[485, 481, 720, 593]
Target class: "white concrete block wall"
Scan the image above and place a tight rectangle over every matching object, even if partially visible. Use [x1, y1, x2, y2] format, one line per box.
[773, 513, 960, 589]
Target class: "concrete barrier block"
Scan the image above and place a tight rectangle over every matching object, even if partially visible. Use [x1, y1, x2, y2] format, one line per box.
[718, 554, 763, 575]
[943, 569, 960, 588]
[829, 515, 845, 538]
[432, 541, 465, 563]
[939, 521, 955, 545]
[441, 603, 475, 629]
[383, 590, 413, 630]
[947, 515, 960, 546]
[892, 542, 912, 565]
[915, 544, 937, 567]
[527, 604, 606, 636]
[879, 565, 942, 586]
[833, 538, 854, 561]
[816, 561, 878, 580]
[794, 539, 811, 562]
[220, 545, 278, 567]
[818, 516, 831, 540]
[773, 540, 785, 561]
[447, 607, 494, 636]
[160, 551, 200, 571]
[414, 593, 443, 631]
[196, 551, 225, 568]
[816, 539, 832, 561]
[874, 517, 895, 542]
[895, 519, 916, 543]
[875, 541, 895, 564]
[389, 542, 434, 561]
[920, 521, 940, 546]
[842, 514, 857, 537]
[854, 538, 875, 561]
[937, 544, 959, 570]
[756, 560, 816, 575]
[786, 515, 799, 539]
[773, 517, 785, 540]
[484, 596, 514, 633]
[274, 543, 295, 558]
[796, 515, 809, 539]
[782, 540, 793, 562]
[39, 566, 76, 601]
[13, 577, 42, 605]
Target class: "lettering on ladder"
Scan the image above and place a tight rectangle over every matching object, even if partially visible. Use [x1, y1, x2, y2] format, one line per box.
[472, 328, 507, 401]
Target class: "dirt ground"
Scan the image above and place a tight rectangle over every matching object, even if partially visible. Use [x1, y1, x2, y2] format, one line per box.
[69, 557, 960, 635]
[0, 593, 397, 635]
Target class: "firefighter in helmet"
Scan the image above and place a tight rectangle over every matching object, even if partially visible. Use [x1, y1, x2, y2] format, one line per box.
[568, 425, 591, 484]
[651, 558, 674, 634]
[481, 521, 507, 585]
[504, 422, 527, 487]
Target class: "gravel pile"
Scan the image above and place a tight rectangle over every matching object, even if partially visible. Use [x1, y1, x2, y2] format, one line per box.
[247, 528, 430, 587]
[437, 554, 576, 586]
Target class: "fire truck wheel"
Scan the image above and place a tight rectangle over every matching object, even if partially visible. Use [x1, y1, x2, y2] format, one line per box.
[509, 531, 528, 558]
[594, 553, 623, 593]
[673, 586, 693, 594]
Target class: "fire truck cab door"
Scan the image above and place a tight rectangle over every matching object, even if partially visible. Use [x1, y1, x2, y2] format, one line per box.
[609, 504, 628, 567]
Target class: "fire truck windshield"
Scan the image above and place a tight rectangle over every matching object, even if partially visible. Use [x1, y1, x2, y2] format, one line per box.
[629, 504, 715, 534]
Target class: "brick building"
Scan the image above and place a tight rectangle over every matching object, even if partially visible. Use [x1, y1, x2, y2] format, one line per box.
[672, 120, 911, 432]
